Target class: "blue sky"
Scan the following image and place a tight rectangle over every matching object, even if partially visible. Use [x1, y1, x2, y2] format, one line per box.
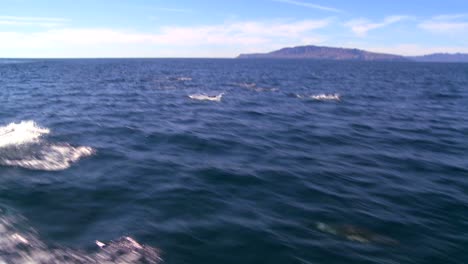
[1, 0, 468, 57]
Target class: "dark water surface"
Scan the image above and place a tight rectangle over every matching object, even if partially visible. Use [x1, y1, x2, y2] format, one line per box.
[0, 59, 467, 263]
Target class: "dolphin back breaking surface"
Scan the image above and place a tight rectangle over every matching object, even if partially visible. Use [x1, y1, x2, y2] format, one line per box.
[316, 222, 399, 245]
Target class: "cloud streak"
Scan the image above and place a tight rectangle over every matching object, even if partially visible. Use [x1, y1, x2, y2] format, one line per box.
[364, 44, 468, 56]
[345, 16, 409, 36]
[419, 14, 468, 33]
[273, 0, 342, 13]
[0, 15, 68, 27]
[0, 16, 68, 22]
[0, 19, 331, 57]
[153, 7, 193, 13]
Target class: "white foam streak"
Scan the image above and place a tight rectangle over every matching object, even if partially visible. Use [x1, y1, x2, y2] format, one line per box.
[188, 93, 224, 101]
[0, 121, 49, 148]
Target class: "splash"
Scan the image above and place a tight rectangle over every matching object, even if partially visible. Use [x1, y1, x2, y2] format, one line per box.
[0, 216, 162, 263]
[188, 93, 224, 102]
[0, 121, 50, 148]
[0, 121, 94, 171]
[310, 93, 341, 101]
[94, 237, 162, 263]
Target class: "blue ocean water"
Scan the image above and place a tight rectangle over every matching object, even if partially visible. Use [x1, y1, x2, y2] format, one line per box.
[0, 59, 467, 263]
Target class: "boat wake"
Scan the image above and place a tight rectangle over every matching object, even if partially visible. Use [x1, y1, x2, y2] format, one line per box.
[0, 121, 94, 171]
[188, 93, 224, 102]
[0, 215, 162, 263]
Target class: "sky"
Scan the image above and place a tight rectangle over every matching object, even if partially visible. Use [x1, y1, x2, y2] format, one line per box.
[1, 0, 468, 58]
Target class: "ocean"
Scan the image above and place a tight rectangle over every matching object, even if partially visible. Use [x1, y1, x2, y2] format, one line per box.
[0, 59, 467, 263]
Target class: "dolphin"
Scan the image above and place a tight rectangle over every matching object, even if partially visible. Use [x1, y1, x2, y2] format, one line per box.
[316, 222, 399, 245]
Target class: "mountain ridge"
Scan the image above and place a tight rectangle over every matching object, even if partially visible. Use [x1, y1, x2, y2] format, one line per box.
[408, 53, 468, 62]
[237, 45, 468, 62]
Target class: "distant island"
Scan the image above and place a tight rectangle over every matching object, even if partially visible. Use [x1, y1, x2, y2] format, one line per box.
[407, 53, 468, 63]
[237, 45, 468, 63]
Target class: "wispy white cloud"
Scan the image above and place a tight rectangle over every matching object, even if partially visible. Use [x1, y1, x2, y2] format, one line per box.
[153, 7, 193, 13]
[0, 19, 331, 57]
[0, 20, 62, 27]
[161, 19, 331, 43]
[0, 15, 68, 27]
[420, 21, 468, 32]
[0, 16, 68, 22]
[273, 0, 342, 13]
[419, 14, 468, 33]
[432, 13, 468, 21]
[363, 44, 468, 56]
[345, 16, 410, 37]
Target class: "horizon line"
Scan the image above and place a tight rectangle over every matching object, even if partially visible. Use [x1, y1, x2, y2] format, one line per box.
[2, 44, 468, 59]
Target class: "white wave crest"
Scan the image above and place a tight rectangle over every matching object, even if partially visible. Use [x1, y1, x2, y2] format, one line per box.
[188, 93, 224, 102]
[1, 144, 95, 171]
[177, 77, 192, 81]
[0, 121, 49, 148]
[0, 216, 162, 263]
[310, 93, 341, 101]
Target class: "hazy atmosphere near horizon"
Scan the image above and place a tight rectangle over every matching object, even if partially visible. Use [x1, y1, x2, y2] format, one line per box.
[1, 1, 468, 264]
[1, 0, 468, 57]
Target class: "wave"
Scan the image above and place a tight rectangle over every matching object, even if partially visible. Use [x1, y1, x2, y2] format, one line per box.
[188, 93, 224, 102]
[0, 121, 94, 171]
[0, 215, 162, 263]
